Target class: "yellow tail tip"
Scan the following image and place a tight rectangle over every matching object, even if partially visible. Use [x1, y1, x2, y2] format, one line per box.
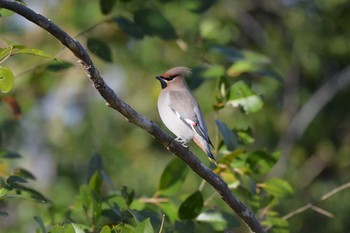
[208, 153, 218, 166]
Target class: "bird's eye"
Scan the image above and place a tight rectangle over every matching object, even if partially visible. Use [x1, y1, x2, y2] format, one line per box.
[165, 75, 177, 81]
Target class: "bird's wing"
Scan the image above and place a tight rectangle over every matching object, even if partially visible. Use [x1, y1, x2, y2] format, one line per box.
[168, 90, 213, 147]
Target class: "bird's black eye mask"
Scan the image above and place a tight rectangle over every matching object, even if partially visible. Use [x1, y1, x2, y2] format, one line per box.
[155, 75, 177, 89]
[161, 75, 177, 81]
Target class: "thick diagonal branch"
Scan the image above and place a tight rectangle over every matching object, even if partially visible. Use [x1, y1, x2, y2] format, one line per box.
[0, 1, 265, 232]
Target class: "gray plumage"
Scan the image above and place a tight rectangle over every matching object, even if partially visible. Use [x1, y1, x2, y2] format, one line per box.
[156, 67, 216, 163]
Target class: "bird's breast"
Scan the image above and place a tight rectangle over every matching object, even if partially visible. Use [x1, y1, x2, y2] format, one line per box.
[157, 94, 194, 142]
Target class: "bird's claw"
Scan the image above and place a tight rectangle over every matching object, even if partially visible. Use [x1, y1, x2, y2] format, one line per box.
[175, 137, 188, 148]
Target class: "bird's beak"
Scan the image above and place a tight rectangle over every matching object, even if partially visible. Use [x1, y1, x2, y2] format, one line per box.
[155, 76, 167, 89]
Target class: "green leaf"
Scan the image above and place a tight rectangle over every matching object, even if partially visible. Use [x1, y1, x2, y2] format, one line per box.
[115, 17, 144, 39]
[226, 50, 272, 77]
[104, 193, 128, 211]
[227, 60, 256, 77]
[49, 223, 75, 233]
[211, 66, 229, 109]
[215, 119, 238, 151]
[0, 188, 9, 199]
[7, 175, 28, 185]
[178, 190, 203, 220]
[135, 218, 154, 233]
[129, 198, 145, 211]
[88, 171, 102, 224]
[245, 150, 278, 175]
[16, 48, 54, 59]
[237, 129, 255, 144]
[71, 223, 86, 233]
[12, 45, 26, 50]
[196, 211, 240, 231]
[46, 61, 73, 71]
[261, 178, 294, 198]
[134, 9, 177, 40]
[131, 209, 161, 227]
[185, 0, 217, 13]
[227, 81, 263, 114]
[22, 186, 51, 203]
[215, 74, 229, 100]
[202, 65, 225, 79]
[6, 181, 50, 203]
[101, 203, 123, 221]
[34, 216, 46, 233]
[121, 186, 134, 206]
[89, 171, 102, 194]
[0, 150, 21, 159]
[0, 47, 12, 62]
[14, 168, 36, 180]
[218, 148, 245, 165]
[243, 50, 271, 65]
[87, 38, 113, 62]
[158, 202, 178, 223]
[99, 0, 117, 15]
[0, 66, 14, 93]
[249, 193, 274, 211]
[158, 158, 188, 196]
[99, 225, 111, 233]
[79, 185, 92, 210]
[263, 212, 289, 233]
[113, 225, 135, 233]
[0, 8, 14, 17]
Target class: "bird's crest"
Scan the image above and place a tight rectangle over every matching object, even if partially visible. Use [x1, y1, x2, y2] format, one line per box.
[163, 67, 192, 78]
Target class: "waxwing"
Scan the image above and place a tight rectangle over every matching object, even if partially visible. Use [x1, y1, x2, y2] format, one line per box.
[155, 67, 216, 164]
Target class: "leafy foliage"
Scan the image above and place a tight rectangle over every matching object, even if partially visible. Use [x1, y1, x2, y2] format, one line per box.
[99, 0, 117, 15]
[227, 81, 263, 114]
[0, 66, 14, 93]
[158, 158, 188, 196]
[178, 190, 203, 220]
[87, 38, 113, 62]
[133, 9, 177, 40]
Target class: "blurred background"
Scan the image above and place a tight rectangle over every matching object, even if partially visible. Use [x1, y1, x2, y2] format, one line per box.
[0, 0, 350, 232]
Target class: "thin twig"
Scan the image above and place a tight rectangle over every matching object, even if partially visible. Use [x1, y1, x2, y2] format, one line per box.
[203, 191, 218, 206]
[320, 182, 350, 201]
[139, 197, 169, 204]
[283, 182, 350, 220]
[281, 204, 312, 221]
[0, 1, 265, 232]
[309, 206, 334, 218]
[158, 214, 165, 233]
[12, 17, 110, 77]
[198, 179, 206, 191]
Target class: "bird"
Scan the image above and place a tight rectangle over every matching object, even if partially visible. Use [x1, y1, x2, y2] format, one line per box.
[155, 67, 216, 164]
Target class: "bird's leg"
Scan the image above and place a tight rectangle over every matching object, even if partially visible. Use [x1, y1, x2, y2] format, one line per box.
[175, 137, 188, 148]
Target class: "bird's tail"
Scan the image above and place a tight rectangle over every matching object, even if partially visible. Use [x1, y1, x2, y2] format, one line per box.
[207, 151, 218, 165]
[194, 136, 217, 165]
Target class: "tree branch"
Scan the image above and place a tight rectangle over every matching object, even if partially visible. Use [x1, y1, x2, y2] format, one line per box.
[0, 1, 265, 232]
